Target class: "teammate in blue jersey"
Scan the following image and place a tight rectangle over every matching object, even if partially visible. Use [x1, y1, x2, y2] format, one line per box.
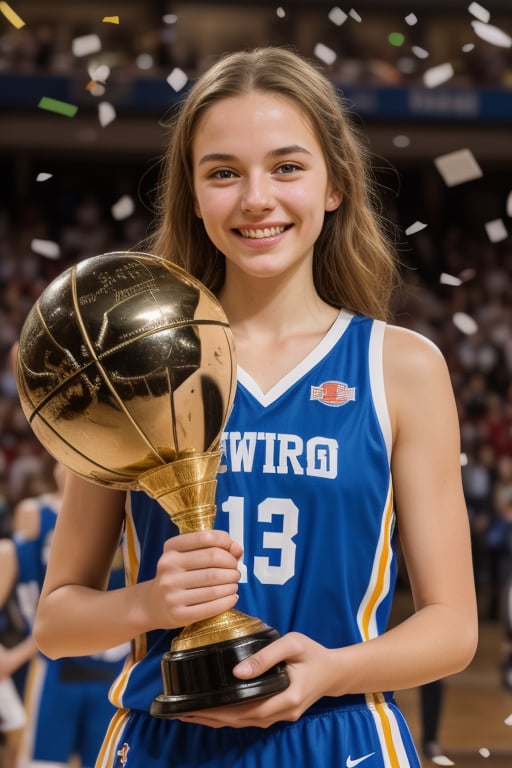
[34, 47, 478, 768]
[0, 461, 128, 767]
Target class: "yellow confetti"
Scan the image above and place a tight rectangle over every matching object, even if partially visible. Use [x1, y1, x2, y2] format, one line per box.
[102, 15, 119, 24]
[0, 1, 25, 28]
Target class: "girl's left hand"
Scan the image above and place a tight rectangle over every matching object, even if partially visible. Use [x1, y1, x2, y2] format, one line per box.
[176, 632, 336, 728]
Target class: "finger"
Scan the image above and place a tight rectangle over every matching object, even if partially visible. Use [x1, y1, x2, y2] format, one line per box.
[168, 530, 237, 553]
[232, 637, 290, 679]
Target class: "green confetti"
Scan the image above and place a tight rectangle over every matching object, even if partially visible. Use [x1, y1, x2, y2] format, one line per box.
[388, 32, 405, 47]
[38, 96, 78, 118]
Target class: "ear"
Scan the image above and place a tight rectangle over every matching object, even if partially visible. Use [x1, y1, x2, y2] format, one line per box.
[325, 188, 342, 212]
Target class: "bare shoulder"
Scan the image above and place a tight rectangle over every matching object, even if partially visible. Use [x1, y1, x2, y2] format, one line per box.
[13, 496, 41, 540]
[382, 325, 455, 435]
[383, 324, 449, 382]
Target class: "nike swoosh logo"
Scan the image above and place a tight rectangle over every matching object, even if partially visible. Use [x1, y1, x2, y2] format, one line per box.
[346, 753, 376, 767]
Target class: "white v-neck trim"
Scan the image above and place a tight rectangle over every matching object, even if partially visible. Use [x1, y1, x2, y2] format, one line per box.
[237, 309, 354, 407]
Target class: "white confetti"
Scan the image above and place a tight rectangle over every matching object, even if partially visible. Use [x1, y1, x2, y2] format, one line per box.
[478, 747, 491, 758]
[423, 62, 454, 88]
[136, 53, 154, 70]
[504, 713, 512, 726]
[393, 134, 411, 148]
[314, 43, 337, 66]
[469, 3, 491, 23]
[72, 33, 102, 58]
[167, 67, 188, 91]
[460, 452, 468, 466]
[434, 148, 483, 187]
[432, 758, 455, 767]
[162, 14, 178, 24]
[31, 238, 60, 259]
[462, 43, 475, 52]
[440, 273, 463, 286]
[349, 9, 362, 22]
[98, 101, 116, 127]
[328, 7, 348, 26]
[411, 45, 429, 59]
[89, 82, 105, 97]
[36, 172, 52, 182]
[471, 20, 512, 48]
[276, 7, 285, 18]
[405, 13, 418, 26]
[111, 195, 135, 221]
[453, 312, 478, 335]
[405, 221, 427, 236]
[485, 218, 508, 243]
[88, 64, 110, 82]
[507, 191, 512, 217]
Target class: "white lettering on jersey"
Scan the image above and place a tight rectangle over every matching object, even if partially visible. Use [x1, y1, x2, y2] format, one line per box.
[221, 431, 339, 479]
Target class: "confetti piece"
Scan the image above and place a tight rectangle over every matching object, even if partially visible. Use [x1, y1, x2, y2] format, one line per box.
[431, 757, 455, 767]
[36, 172, 53, 182]
[478, 747, 491, 758]
[167, 67, 188, 91]
[31, 238, 60, 259]
[393, 134, 411, 148]
[88, 64, 110, 82]
[0, 1, 25, 28]
[314, 43, 337, 66]
[86, 81, 106, 96]
[98, 101, 116, 127]
[102, 15, 119, 24]
[389, 32, 405, 47]
[423, 62, 454, 88]
[111, 195, 135, 220]
[162, 14, 177, 24]
[453, 312, 478, 335]
[328, 7, 348, 26]
[440, 273, 463, 286]
[462, 43, 475, 52]
[504, 713, 512, 726]
[405, 221, 427, 236]
[349, 9, 362, 22]
[506, 191, 512, 217]
[469, 2, 491, 23]
[276, 7, 285, 18]
[471, 20, 512, 48]
[411, 45, 429, 59]
[72, 33, 102, 58]
[460, 452, 468, 466]
[405, 13, 418, 26]
[434, 148, 483, 187]
[38, 97, 78, 118]
[485, 218, 508, 243]
[136, 53, 154, 70]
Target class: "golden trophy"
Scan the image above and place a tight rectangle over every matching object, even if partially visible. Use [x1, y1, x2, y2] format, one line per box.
[15, 251, 289, 716]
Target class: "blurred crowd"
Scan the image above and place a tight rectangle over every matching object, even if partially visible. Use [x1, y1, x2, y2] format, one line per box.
[1, 4, 511, 89]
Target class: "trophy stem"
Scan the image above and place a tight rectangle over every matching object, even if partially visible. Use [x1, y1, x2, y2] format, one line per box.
[138, 452, 290, 716]
[137, 454, 273, 648]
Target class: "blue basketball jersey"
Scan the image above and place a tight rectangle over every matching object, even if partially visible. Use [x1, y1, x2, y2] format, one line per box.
[100, 312, 420, 768]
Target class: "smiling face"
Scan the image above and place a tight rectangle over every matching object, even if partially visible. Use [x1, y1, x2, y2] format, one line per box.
[191, 90, 341, 284]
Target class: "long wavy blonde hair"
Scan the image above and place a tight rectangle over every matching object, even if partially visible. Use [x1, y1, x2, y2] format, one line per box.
[147, 47, 399, 320]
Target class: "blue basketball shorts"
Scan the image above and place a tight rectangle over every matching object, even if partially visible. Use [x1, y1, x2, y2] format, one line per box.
[96, 693, 421, 768]
[24, 657, 119, 768]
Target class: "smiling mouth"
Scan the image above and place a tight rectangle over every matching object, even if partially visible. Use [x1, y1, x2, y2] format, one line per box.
[237, 225, 288, 239]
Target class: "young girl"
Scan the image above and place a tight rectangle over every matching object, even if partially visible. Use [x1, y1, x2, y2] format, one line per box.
[33, 47, 477, 768]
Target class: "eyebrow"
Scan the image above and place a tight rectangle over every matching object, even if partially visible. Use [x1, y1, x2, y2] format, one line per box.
[198, 145, 313, 166]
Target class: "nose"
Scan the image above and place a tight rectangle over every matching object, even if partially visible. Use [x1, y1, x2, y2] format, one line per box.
[241, 172, 275, 213]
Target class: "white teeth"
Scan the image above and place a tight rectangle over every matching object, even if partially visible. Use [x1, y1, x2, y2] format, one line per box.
[239, 226, 286, 239]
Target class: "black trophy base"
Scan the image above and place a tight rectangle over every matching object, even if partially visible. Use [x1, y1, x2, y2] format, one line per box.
[150, 627, 289, 718]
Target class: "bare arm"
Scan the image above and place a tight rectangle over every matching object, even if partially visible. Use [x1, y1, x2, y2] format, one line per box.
[34, 469, 243, 659]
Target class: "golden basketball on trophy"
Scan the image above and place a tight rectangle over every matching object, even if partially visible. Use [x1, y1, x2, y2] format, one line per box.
[15, 251, 289, 716]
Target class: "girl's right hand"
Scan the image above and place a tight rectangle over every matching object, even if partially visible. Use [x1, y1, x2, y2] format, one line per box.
[147, 530, 243, 630]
